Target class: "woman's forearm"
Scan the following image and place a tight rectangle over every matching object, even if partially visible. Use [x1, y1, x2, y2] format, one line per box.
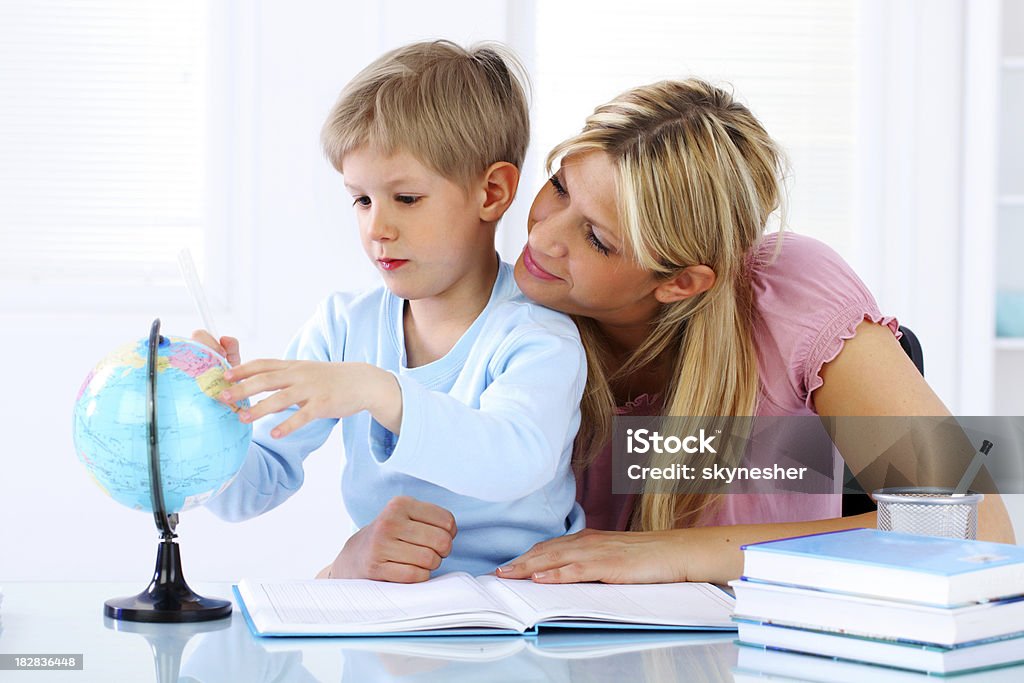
[978, 493, 1016, 545]
[501, 499, 1015, 586]
[685, 496, 1015, 584]
[501, 512, 879, 585]
[678, 512, 878, 584]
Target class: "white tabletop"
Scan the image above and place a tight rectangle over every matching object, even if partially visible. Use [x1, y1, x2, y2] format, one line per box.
[0, 581, 748, 682]
[10, 580, 1020, 682]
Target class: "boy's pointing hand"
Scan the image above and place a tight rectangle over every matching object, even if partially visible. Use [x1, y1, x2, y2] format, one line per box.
[218, 360, 402, 438]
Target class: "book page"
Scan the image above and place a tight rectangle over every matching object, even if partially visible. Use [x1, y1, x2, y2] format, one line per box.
[237, 573, 526, 635]
[480, 577, 735, 628]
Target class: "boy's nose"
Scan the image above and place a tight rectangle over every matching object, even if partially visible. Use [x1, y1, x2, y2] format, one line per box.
[366, 208, 397, 242]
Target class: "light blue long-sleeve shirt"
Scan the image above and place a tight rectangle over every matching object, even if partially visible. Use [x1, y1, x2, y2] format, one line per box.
[207, 261, 587, 575]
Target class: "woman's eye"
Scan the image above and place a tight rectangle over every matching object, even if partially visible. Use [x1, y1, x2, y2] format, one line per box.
[352, 196, 371, 208]
[549, 175, 568, 197]
[586, 228, 610, 256]
[396, 195, 420, 205]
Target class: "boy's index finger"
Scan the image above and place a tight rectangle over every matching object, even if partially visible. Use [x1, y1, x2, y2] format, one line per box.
[219, 362, 256, 405]
[222, 359, 273, 382]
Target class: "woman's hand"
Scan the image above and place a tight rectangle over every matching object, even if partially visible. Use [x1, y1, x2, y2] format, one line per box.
[497, 515, 889, 585]
[219, 360, 402, 438]
[496, 528, 694, 584]
[316, 496, 457, 583]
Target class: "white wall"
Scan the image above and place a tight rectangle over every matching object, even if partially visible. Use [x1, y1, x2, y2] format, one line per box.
[0, 0, 529, 583]
[1, 0, 1020, 584]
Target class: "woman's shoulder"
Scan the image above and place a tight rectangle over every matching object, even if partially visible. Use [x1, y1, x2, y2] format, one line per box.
[750, 232, 857, 281]
[747, 231, 897, 412]
[748, 231, 874, 316]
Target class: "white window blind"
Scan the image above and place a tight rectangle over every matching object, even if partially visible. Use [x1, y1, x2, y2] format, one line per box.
[531, 0, 860, 256]
[0, 0, 208, 291]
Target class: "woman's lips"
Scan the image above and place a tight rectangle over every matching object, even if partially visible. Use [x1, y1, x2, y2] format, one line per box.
[522, 246, 560, 281]
[378, 258, 408, 271]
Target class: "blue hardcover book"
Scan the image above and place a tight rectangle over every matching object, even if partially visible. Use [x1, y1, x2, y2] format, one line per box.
[735, 619, 1024, 675]
[735, 631, 1024, 680]
[233, 573, 736, 638]
[740, 529, 1024, 606]
[729, 578, 1024, 646]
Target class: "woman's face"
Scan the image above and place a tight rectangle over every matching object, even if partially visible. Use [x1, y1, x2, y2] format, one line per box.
[514, 152, 664, 328]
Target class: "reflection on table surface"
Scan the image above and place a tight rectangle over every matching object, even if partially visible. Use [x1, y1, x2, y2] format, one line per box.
[10, 582, 1024, 682]
[733, 645, 1024, 683]
[181, 621, 738, 683]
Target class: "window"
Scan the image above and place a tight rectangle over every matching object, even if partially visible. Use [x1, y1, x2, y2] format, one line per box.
[526, 0, 860, 254]
[0, 1, 213, 309]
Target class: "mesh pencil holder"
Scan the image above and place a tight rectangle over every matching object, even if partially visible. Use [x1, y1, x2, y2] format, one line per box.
[874, 487, 984, 540]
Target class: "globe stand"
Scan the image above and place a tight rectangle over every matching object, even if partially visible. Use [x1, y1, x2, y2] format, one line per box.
[104, 319, 232, 623]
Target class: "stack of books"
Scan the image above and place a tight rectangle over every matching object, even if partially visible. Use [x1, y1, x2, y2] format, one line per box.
[730, 529, 1024, 676]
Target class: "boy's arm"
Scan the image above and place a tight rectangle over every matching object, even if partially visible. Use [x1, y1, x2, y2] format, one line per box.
[367, 325, 587, 502]
[205, 416, 337, 522]
[211, 303, 585, 505]
[205, 300, 342, 522]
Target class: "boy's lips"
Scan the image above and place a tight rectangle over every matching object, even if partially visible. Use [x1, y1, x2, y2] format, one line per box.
[378, 258, 408, 271]
[522, 246, 561, 281]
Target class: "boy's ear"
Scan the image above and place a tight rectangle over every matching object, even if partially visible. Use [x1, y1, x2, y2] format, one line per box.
[653, 265, 717, 303]
[478, 162, 520, 222]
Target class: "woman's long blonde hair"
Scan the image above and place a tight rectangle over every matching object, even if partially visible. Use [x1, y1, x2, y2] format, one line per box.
[554, 79, 787, 531]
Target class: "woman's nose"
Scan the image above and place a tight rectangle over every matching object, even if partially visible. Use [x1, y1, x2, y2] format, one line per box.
[528, 212, 569, 259]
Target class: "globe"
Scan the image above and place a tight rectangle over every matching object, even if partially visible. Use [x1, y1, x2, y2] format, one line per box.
[73, 334, 252, 514]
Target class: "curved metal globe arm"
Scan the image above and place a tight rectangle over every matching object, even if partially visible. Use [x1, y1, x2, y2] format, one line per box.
[146, 318, 177, 540]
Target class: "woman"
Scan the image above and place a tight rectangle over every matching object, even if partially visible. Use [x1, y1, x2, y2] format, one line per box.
[323, 78, 1015, 584]
[494, 78, 1015, 584]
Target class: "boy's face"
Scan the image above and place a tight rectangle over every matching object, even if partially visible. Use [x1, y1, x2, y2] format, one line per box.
[342, 147, 493, 303]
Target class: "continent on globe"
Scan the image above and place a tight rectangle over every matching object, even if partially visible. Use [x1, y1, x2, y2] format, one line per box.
[165, 344, 240, 413]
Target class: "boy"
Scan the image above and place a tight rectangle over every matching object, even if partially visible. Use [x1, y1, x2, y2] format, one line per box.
[199, 40, 586, 580]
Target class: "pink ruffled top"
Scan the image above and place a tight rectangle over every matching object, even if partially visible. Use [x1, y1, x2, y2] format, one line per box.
[576, 232, 900, 531]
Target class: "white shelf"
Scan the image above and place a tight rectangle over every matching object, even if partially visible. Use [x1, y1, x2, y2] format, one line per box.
[1004, 57, 1024, 69]
[995, 337, 1024, 351]
[1000, 195, 1024, 206]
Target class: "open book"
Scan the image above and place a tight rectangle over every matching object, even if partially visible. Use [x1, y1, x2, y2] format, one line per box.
[235, 573, 736, 637]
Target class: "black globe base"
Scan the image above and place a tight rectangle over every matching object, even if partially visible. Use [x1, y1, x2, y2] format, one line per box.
[105, 539, 231, 623]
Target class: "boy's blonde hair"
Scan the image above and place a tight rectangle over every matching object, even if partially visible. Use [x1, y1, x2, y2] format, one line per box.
[321, 40, 530, 187]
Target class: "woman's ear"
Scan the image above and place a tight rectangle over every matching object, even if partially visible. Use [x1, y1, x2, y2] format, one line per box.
[653, 265, 717, 303]
[479, 162, 520, 222]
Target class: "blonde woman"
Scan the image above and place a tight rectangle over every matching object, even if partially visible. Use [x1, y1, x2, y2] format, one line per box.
[493, 78, 1015, 585]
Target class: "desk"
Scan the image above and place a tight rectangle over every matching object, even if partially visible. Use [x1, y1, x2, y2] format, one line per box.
[6, 582, 1022, 682]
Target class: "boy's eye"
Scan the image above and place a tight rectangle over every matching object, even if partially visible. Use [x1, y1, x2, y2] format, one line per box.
[549, 174, 567, 197]
[352, 196, 371, 207]
[396, 195, 420, 205]
[586, 228, 610, 257]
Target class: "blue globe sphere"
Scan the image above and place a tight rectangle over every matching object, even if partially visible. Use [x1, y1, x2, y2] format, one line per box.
[73, 335, 252, 513]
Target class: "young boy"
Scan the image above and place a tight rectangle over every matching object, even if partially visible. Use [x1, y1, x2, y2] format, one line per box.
[199, 40, 586, 580]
